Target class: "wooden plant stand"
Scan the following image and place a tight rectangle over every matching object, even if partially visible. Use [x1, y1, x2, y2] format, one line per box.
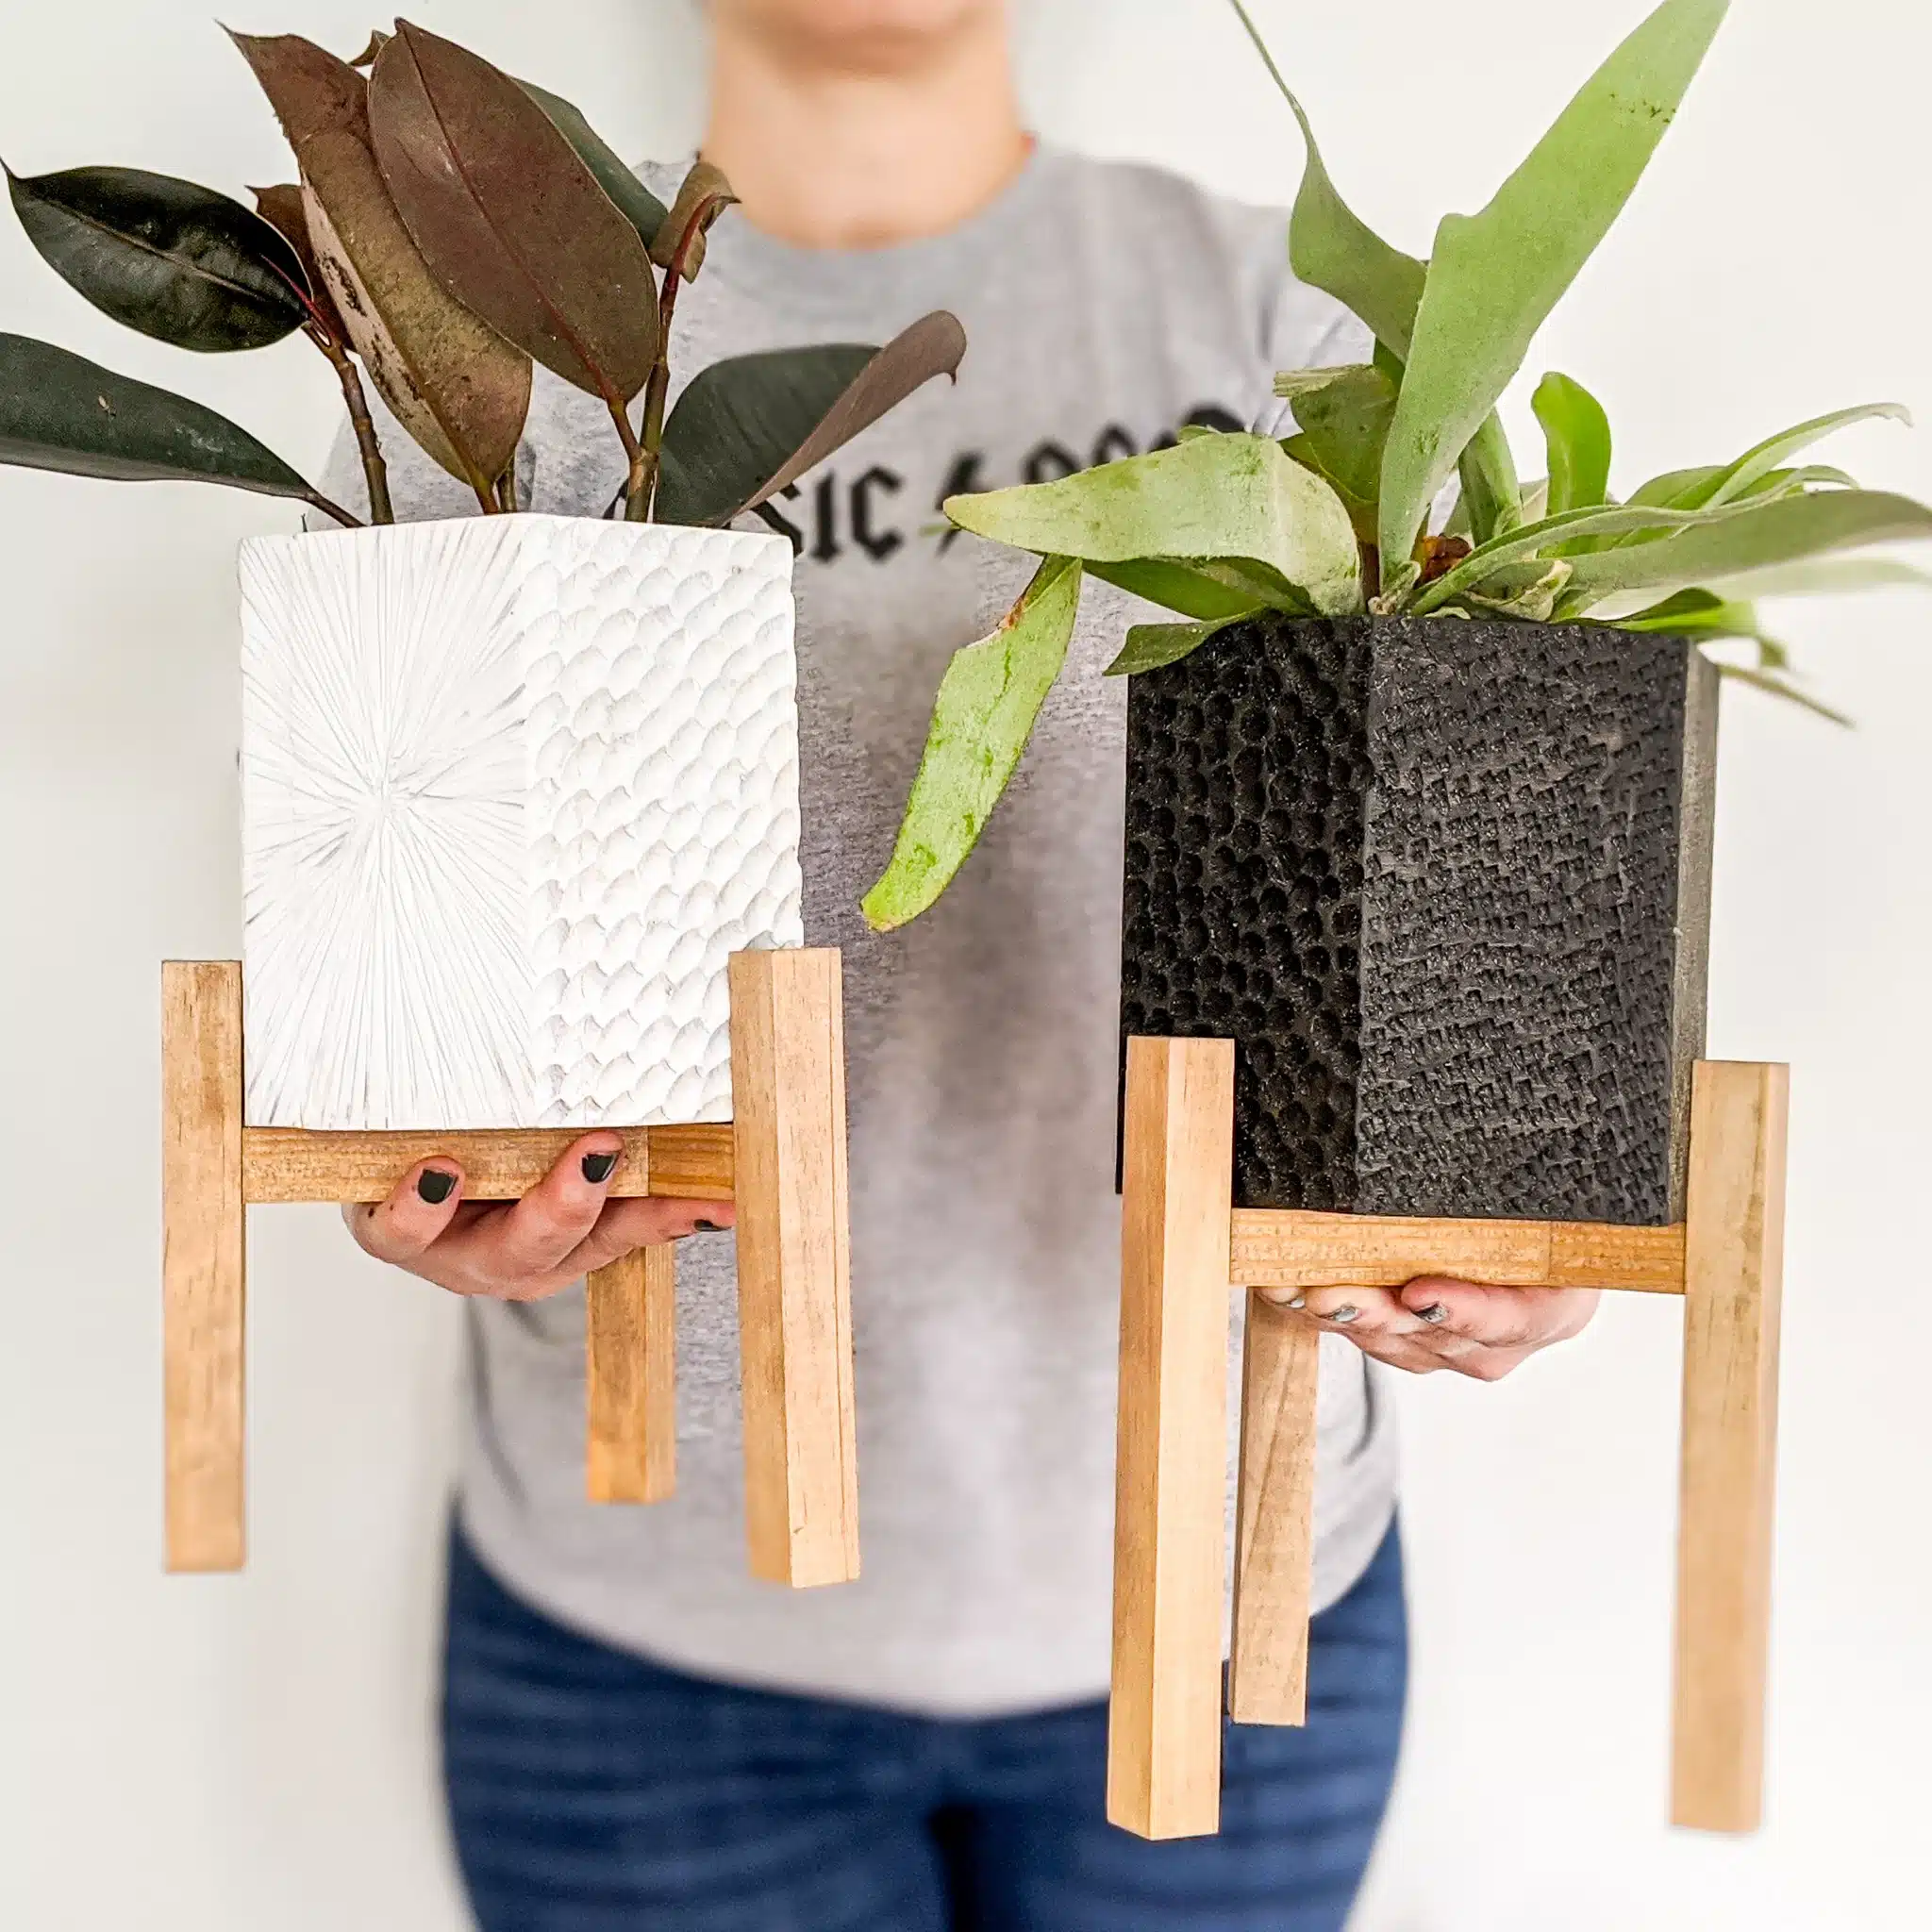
[160, 949, 858, 1592]
[1110, 1036, 1787, 1841]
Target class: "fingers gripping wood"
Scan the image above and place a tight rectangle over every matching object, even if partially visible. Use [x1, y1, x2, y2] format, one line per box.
[1228, 1293, 1323, 1725]
[587, 1244, 677, 1505]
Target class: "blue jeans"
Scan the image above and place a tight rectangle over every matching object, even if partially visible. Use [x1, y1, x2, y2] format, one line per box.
[442, 1524, 1407, 1931]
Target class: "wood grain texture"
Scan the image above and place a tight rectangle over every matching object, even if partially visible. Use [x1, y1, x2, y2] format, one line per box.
[1227, 1292, 1322, 1725]
[728, 949, 859, 1590]
[1673, 1060, 1789, 1835]
[242, 1123, 734, 1203]
[1108, 1037, 1237, 1841]
[162, 962, 247, 1573]
[586, 1244, 677, 1505]
[1230, 1208, 1686, 1295]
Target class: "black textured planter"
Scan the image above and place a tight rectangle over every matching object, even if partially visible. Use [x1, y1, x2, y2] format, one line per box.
[1120, 615, 1718, 1225]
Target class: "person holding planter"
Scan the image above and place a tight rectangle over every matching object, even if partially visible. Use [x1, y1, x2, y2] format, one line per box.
[368, 4, 1601, 1928]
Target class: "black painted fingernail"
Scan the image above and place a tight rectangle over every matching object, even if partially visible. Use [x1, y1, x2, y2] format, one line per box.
[417, 1168, 457, 1206]
[581, 1152, 619, 1185]
[1415, 1303, 1449, 1325]
[1325, 1304, 1361, 1325]
[694, 1219, 721, 1233]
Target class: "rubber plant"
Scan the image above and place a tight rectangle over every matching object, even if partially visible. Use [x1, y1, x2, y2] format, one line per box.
[0, 20, 963, 530]
[863, 0, 1932, 932]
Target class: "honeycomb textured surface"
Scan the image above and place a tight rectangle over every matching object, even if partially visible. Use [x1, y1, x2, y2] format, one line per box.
[1356, 620, 1698, 1224]
[240, 515, 801, 1130]
[1121, 616, 1707, 1222]
[1123, 616, 1372, 1210]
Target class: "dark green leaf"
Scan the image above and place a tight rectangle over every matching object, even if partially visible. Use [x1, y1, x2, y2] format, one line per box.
[517, 78, 669, 251]
[1104, 614, 1246, 676]
[1534, 371, 1613, 517]
[8, 164, 309, 353]
[658, 311, 966, 526]
[369, 23, 659, 408]
[861, 556, 1084, 932]
[230, 30, 531, 491]
[1378, 0, 1728, 591]
[0, 330, 345, 515]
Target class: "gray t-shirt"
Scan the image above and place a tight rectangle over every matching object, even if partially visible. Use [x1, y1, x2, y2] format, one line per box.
[330, 144, 1397, 1717]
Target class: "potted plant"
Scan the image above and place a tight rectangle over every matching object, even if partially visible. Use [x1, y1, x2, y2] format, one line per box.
[1, 21, 963, 1131]
[862, 0, 1932, 1223]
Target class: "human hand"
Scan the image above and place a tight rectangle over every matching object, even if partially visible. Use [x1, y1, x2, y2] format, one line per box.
[1258, 1278, 1600, 1381]
[343, 1131, 732, 1302]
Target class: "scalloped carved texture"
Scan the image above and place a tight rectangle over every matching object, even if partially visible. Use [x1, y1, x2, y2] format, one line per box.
[240, 516, 801, 1130]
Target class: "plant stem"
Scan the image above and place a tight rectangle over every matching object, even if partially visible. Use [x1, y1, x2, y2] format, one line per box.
[610, 399, 648, 523]
[633, 201, 717, 523]
[307, 491, 364, 530]
[496, 466, 520, 514]
[306, 324, 393, 525]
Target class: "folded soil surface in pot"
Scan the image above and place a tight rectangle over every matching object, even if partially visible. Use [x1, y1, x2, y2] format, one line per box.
[1121, 615, 1717, 1224]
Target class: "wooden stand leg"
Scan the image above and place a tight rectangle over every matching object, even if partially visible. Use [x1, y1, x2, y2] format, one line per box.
[728, 948, 859, 1590]
[1228, 1291, 1322, 1726]
[1108, 1036, 1237, 1840]
[587, 1245, 677, 1504]
[161, 961, 246, 1573]
[1672, 1060, 1789, 1833]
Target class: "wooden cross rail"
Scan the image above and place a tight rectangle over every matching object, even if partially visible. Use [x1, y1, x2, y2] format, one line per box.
[161, 950, 859, 1594]
[1111, 1036, 1787, 1844]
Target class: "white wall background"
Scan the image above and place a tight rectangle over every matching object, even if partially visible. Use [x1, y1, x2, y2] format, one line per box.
[2, 2, 1926, 1926]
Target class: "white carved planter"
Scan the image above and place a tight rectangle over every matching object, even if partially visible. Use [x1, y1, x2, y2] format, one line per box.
[238, 514, 803, 1131]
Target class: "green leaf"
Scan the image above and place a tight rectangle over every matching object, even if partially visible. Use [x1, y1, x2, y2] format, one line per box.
[1277, 362, 1397, 513]
[1555, 488, 1932, 614]
[656, 311, 966, 527]
[944, 431, 1361, 617]
[1719, 662, 1852, 726]
[229, 30, 531, 492]
[1377, 0, 1729, 592]
[1534, 372, 1613, 516]
[861, 556, 1085, 932]
[1456, 413, 1524, 548]
[0, 330, 348, 517]
[369, 24, 659, 409]
[7, 164, 310, 354]
[516, 78, 668, 250]
[1104, 614, 1247, 676]
[1228, 2, 1426, 356]
[1084, 558, 1277, 623]
[1712, 557, 1932, 600]
[1701, 402, 1910, 511]
[1410, 499, 1720, 614]
[1458, 558, 1574, 620]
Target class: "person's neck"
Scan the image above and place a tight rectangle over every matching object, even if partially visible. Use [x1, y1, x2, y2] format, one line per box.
[700, 14, 1030, 251]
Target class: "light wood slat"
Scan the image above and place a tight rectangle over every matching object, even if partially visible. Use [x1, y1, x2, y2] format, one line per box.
[1227, 1292, 1322, 1726]
[1673, 1061, 1789, 1834]
[242, 1123, 734, 1204]
[162, 961, 247, 1574]
[1108, 1037, 1236, 1841]
[728, 949, 860, 1590]
[1230, 1208, 1686, 1296]
[586, 1245, 677, 1505]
